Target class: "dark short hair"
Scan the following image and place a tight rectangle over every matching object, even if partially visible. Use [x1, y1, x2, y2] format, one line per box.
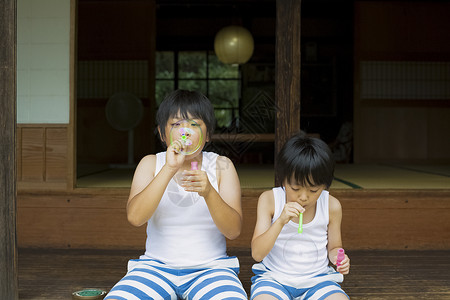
[276, 133, 335, 189]
[156, 89, 216, 143]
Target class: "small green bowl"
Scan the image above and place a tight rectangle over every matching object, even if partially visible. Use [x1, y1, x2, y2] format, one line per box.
[72, 289, 106, 300]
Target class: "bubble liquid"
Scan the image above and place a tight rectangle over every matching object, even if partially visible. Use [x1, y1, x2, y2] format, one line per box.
[169, 119, 204, 155]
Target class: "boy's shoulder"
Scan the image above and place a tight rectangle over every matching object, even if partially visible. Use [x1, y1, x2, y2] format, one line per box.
[215, 154, 234, 168]
[258, 189, 276, 215]
[142, 153, 157, 160]
[259, 189, 276, 204]
[138, 154, 157, 166]
[328, 194, 342, 214]
[260, 188, 275, 198]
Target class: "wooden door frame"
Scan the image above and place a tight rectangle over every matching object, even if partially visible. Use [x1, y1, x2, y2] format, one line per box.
[69, 0, 77, 190]
[0, 0, 18, 298]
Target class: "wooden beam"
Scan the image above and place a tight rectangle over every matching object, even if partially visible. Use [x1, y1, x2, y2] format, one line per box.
[275, 0, 301, 184]
[0, 0, 18, 298]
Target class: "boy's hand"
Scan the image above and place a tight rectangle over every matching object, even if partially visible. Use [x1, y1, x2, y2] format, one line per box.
[335, 254, 350, 275]
[279, 202, 305, 225]
[166, 141, 185, 170]
[180, 169, 212, 197]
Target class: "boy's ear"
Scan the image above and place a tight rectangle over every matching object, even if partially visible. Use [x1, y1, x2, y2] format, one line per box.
[157, 127, 165, 144]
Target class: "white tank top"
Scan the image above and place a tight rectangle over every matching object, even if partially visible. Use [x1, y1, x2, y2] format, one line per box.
[140, 151, 226, 267]
[262, 187, 330, 277]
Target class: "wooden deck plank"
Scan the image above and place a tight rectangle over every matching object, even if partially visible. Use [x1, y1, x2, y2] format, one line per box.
[18, 249, 450, 299]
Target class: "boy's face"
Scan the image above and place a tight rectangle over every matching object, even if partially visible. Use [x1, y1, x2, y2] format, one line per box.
[283, 178, 325, 211]
[162, 113, 209, 156]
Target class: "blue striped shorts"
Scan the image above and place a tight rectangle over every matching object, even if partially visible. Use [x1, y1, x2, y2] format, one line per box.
[251, 280, 348, 300]
[250, 263, 348, 300]
[104, 256, 247, 300]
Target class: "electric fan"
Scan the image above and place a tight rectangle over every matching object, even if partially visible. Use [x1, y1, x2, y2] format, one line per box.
[105, 92, 144, 167]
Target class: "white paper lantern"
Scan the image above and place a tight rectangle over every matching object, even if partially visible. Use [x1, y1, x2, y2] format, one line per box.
[214, 25, 254, 65]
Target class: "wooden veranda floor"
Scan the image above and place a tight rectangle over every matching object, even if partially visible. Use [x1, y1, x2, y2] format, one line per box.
[18, 248, 450, 299]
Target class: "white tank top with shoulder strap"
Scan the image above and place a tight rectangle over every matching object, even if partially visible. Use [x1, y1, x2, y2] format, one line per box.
[262, 187, 330, 277]
[140, 151, 226, 267]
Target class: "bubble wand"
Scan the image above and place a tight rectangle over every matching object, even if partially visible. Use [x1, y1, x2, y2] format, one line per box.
[298, 213, 303, 234]
[336, 248, 345, 266]
[169, 119, 203, 155]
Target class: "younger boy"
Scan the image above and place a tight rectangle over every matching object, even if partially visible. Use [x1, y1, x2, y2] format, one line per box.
[251, 133, 350, 300]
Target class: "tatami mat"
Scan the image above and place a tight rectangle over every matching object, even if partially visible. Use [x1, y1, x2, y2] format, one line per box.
[334, 163, 450, 189]
[237, 165, 355, 189]
[77, 168, 134, 188]
[77, 163, 450, 190]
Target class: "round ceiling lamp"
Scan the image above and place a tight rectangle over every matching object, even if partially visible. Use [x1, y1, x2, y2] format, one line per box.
[214, 25, 254, 65]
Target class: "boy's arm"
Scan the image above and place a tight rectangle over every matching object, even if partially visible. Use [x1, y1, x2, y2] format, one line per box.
[251, 190, 283, 262]
[327, 195, 350, 274]
[199, 155, 243, 240]
[126, 153, 179, 227]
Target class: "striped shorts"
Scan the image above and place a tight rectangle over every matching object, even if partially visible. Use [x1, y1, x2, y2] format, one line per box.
[250, 263, 348, 300]
[104, 256, 247, 300]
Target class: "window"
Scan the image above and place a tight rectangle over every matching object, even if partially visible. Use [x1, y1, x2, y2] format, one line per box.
[155, 51, 241, 130]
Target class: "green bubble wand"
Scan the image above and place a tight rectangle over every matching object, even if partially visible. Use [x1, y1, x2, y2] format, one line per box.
[298, 212, 303, 234]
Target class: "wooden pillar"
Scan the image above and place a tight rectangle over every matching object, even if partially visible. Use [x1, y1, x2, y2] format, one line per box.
[275, 0, 301, 184]
[0, 0, 19, 299]
[148, 0, 156, 154]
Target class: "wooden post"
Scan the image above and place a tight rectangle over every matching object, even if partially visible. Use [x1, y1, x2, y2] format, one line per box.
[0, 0, 18, 299]
[148, 0, 156, 154]
[275, 0, 301, 184]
